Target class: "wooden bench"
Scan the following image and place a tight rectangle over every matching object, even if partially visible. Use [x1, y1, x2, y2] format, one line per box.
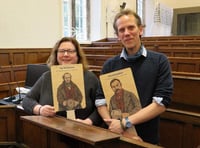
[168, 57, 200, 73]
[94, 37, 120, 42]
[86, 54, 114, 66]
[151, 46, 200, 57]
[82, 46, 121, 55]
[88, 64, 200, 148]
[96, 36, 200, 43]
[89, 65, 200, 113]
[91, 41, 123, 47]
[143, 40, 200, 48]
[88, 64, 200, 112]
[141, 35, 200, 41]
[83, 46, 200, 58]
[160, 108, 200, 148]
[91, 36, 200, 49]
[171, 73, 200, 112]
[86, 54, 200, 73]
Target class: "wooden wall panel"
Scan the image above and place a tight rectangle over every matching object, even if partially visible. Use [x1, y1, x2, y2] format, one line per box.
[0, 48, 51, 66]
[160, 109, 200, 148]
[193, 126, 200, 147]
[172, 76, 200, 108]
[0, 53, 10, 65]
[13, 53, 25, 65]
[160, 119, 183, 148]
[0, 106, 16, 142]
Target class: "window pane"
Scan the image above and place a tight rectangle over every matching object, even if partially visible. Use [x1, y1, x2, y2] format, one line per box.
[75, 0, 87, 41]
[63, 0, 72, 36]
[63, 0, 88, 41]
[137, 0, 144, 22]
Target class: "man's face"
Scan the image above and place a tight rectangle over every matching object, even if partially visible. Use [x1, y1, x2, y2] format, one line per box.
[116, 14, 143, 52]
[64, 74, 71, 83]
[111, 80, 122, 93]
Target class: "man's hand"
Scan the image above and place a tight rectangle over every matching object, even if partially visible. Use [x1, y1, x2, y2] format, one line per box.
[104, 118, 124, 134]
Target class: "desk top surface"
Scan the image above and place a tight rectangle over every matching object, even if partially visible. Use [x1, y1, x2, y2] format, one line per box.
[21, 115, 120, 145]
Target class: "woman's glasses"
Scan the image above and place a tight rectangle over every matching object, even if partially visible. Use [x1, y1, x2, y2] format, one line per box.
[57, 49, 76, 55]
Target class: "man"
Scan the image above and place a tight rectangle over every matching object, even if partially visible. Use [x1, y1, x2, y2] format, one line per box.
[95, 9, 173, 144]
[57, 72, 83, 111]
[109, 78, 141, 119]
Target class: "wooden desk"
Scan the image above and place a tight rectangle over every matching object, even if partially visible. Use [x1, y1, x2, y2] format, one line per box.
[0, 100, 162, 148]
[21, 116, 119, 147]
[20, 116, 161, 148]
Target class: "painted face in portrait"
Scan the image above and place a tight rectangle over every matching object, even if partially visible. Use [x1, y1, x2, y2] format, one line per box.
[111, 80, 122, 94]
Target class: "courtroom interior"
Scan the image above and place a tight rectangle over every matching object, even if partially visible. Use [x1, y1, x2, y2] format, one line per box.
[0, 0, 200, 148]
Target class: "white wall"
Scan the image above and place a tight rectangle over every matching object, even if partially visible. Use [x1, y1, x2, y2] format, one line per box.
[144, 0, 200, 36]
[0, 0, 61, 48]
[158, 0, 200, 8]
[90, 0, 104, 41]
[0, 0, 200, 47]
[104, 0, 136, 38]
[90, 0, 136, 41]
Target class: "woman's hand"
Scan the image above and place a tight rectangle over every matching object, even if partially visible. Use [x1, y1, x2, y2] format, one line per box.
[39, 105, 56, 117]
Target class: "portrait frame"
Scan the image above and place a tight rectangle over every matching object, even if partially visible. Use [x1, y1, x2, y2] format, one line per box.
[100, 67, 140, 107]
[51, 64, 86, 112]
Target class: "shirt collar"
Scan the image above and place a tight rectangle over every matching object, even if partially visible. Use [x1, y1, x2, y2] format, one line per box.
[120, 45, 147, 61]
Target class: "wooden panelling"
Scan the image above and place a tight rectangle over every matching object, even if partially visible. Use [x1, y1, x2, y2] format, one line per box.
[82, 46, 121, 55]
[91, 41, 123, 47]
[160, 109, 200, 148]
[172, 75, 200, 109]
[1, 36, 200, 148]
[141, 35, 200, 41]
[152, 46, 200, 57]
[0, 105, 16, 142]
[0, 65, 27, 83]
[142, 40, 200, 48]
[84, 46, 200, 58]
[20, 115, 161, 148]
[0, 48, 51, 66]
[87, 54, 200, 73]
[86, 54, 114, 66]
[169, 57, 200, 73]
[0, 81, 25, 99]
[89, 66, 200, 111]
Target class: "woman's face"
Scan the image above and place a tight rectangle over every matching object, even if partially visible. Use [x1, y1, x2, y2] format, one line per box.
[57, 41, 78, 65]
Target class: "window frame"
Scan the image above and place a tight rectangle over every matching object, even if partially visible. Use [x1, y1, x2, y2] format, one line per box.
[62, 0, 90, 41]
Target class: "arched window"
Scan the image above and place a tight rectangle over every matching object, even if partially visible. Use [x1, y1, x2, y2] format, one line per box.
[62, 0, 89, 41]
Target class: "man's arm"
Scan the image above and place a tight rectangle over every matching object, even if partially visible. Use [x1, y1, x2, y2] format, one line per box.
[108, 102, 166, 132]
[97, 105, 111, 120]
[128, 102, 166, 125]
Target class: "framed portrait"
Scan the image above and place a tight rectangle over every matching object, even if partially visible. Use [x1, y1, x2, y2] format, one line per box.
[51, 64, 86, 112]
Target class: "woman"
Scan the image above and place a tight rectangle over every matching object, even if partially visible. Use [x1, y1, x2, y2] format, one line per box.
[22, 37, 102, 126]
